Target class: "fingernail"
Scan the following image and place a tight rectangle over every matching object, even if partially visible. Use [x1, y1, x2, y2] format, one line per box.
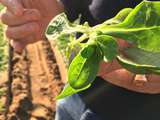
[133, 74, 148, 87]
[11, 40, 24, 53]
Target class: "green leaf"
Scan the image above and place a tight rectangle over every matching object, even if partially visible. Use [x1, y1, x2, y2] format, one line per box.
[96, 35, 118, 61]
[97, 1, 160, 52]
[45, 1, 160, 98]
[56, 33, 70, 50]
[46, 13, 70, 39]
[68, 44, 102, 89]
[0, 89, 6, 97]
[56, 84, 91, 99]
[0, 22, 8, 73]
[104, 8, 133, 25]
[81, 41, 97, 58]
[117, 48, 160, 74]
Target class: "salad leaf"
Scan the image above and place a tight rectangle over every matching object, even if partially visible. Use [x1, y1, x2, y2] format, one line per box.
[96, 1, 160, 52]
[117, 48, 160, 74]
[96, 35, 118, 61]
[46, 13, 70, 39]
[46, 0, 160, 99]
[68, 43, 102, 89]
[56, 84, 91, 99]
[104, 8, 133, 25]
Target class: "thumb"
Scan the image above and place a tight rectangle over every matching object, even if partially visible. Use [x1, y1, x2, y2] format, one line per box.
[10, 40, 26, 53]
[133, 74, 148, 87]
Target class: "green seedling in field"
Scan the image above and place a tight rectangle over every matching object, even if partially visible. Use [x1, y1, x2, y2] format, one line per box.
[0, 6, 8, 74]
[46, 0, 160, 99]
[0, 23, 8, 73]
[0, 89, 5, 112]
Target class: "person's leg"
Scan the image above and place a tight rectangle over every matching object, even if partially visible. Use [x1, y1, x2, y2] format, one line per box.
[55, 94, 86, 120]
[80, 109, 104, 120]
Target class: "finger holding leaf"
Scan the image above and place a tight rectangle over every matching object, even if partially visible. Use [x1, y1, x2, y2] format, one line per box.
[46, 1, 160, 99]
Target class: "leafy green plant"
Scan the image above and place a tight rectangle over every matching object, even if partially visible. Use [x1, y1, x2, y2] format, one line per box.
[0, 6, 8, 74]
[46, 0, 160, 99]
[0, 89, 5, 112]
[0, 24, 8, 72]
[0, 6, 7, 112]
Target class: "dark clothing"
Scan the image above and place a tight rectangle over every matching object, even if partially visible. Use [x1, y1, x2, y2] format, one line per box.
[61, 0, 142, 26]
[80, 77, 160, 120]
[59, 0, 160, 120]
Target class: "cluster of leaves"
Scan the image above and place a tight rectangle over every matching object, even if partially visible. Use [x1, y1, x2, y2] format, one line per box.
[0, 4, 4, 11]
[0, 89, 5, 112]
[46, 0, 160, 99]
[0, 6, 8, 74]
[0, 23, 8, 72]
[0, 5, 7, 112]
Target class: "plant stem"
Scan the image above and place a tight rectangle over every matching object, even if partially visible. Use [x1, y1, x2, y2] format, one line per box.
[72, 34, 89, 46]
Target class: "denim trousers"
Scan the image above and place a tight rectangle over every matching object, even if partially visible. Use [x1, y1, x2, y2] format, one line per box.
[55, 94, 103, 120]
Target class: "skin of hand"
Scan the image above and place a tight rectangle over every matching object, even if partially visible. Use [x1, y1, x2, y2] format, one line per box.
[0, 0, 64, 52]
[1, 0, 160, 94]
[99, 39, 160, 94]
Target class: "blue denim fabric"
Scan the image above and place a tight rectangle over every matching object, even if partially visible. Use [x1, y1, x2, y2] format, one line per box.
[55, 94, 102, 120]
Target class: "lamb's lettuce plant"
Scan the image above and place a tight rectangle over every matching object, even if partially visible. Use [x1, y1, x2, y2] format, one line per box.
[46, 0, 160, 99]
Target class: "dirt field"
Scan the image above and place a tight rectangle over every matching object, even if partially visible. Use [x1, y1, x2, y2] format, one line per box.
[0, 39, 65, 120]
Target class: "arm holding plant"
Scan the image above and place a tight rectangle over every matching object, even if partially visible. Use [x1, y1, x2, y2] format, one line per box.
[46, 1, 160, 98]
[1, 0, 160, 98]
[0, 0, 64, 52]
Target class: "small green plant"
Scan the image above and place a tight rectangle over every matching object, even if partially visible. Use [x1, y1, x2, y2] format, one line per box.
[0, 5, 6, 112]
[46, 0, 160, 99]
[0, 23, 8, 72]
[0, 89, 5, 112]
[0, 5, 8, 74]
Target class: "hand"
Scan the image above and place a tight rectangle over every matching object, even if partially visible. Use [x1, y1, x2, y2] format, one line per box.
[98, 39, 160, 94]
[0, 0, 64, 52]
[101, 69, 160, 94]
[98, 38, 133, 76]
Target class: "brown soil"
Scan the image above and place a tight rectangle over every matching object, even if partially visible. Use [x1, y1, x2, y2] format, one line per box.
[1, 39, 65, 120]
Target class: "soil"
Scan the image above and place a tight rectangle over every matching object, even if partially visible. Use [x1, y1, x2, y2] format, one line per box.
[0, 39, 65, 120]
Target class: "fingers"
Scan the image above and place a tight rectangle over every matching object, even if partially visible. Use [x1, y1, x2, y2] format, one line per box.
[103, 69, 160, 94]
[101, 69, 135, 88]
[98, 60, 122, 76]
[0, 0, 24, 16]
[147, 74, 160, 84]
[133, 74, 148, 87]
[10, 35, 40, 53]
[10, 40, 26, 53]
[1, 9, 41, 26]
[6, 22, 40, 39]
[102, 69, 150, 93]
[117, 38, 135, 51]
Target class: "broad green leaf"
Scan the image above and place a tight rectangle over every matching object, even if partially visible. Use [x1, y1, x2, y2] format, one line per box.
[96, 1, 160, 52]
[96, 35, 118, 61]
[56, 84, 91, 99]
[68, 44, 102, 89]
[104, 8, 133, 25]
[81, 41, 97, 58]
[117, 48, 160, 74]
[56, 33, 71, 50]
[46, 13, 70, 39]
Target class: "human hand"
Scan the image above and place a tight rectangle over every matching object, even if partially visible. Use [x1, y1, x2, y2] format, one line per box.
[0, 0, 63, 52]
[98, 39, 160, 94]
